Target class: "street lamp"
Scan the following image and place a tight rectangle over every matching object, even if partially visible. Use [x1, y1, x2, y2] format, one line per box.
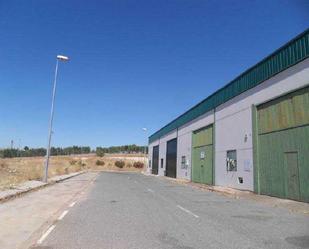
[43, 55, 69, 182]
[142, 128, 148, 169]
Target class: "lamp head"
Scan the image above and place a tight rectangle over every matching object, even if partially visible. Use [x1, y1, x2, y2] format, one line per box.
[57, 55, 69, 61]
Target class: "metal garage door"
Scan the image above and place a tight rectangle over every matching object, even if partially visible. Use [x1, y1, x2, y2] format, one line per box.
[166, 138, 177, 178]
[152, 145, 159, 175]
[255, 86, 309, 202]
[192, 125, 213, 185]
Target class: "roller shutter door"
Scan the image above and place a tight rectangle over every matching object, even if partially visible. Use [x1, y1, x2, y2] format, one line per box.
[192, 125, 213, 185]
[256, 86, 309, 202]
[152, 146, 159, 175]
[166, 138, 177, 178]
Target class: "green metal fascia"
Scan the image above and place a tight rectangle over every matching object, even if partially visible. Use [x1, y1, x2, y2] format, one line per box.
[149, 28, 309, 143]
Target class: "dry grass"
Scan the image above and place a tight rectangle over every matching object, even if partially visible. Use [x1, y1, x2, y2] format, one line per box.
[0, 154, 146, 190]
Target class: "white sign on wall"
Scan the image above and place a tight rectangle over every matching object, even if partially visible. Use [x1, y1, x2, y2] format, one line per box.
[244, 159, 252, 172]
[200, 151, 205, 159]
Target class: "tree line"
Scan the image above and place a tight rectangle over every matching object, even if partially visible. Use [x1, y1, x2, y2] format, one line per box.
[0, 144, 147, 158]
[96, 144, 147, 156]
[0, 146, 91, 158]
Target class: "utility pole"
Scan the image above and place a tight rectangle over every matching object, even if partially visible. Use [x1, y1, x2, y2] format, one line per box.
[18, 138, 21, 157]
[43, 55, 69, 182]
[142, 128, 148, 169]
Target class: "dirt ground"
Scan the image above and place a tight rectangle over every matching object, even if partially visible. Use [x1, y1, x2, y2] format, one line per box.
[0, 154, 146, 190]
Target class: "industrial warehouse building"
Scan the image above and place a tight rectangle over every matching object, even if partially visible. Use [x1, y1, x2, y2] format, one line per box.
[148, 29, 309, 202]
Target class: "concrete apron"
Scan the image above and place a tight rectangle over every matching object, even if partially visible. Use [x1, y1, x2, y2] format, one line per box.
[146, 173, 309, 216]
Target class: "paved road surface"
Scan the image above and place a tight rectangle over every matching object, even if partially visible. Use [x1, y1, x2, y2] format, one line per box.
[0, 172, 97, 249]
[37, 172, 308, 249]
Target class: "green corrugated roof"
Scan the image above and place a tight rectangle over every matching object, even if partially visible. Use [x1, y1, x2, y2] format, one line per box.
[149, 28, 309, 143]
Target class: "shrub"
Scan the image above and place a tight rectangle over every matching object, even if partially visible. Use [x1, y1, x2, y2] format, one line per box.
[96, 160, 105, 166]
[115, 160, 125, 168]
[69, 159, 78, 165]
[0, 162, 7, 170]
[126, 163, 132, 168]
[77, 160, 86, 167]
[27, 166, 41, 180]
[55, 167, 65, 175]
[72, 163, 82, 172]
[133, 161, 144, 169]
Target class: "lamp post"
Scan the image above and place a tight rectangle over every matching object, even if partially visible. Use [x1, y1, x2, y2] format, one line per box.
[43, 55, 69, 182]
[142, 128, 148, 170]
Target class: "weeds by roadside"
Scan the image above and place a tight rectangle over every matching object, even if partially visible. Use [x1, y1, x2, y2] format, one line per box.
[0, 154, 146, 190]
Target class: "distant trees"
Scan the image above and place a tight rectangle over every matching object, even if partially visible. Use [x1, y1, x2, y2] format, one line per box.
[95, 144, 147, 156]
[96, 147, 105, 157]
[0, 145, 91, 158]
[54, 146, 91, 156]
[0, 144, 147, 159]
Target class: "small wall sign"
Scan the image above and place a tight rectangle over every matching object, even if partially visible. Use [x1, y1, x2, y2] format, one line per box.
[244, 159, 252, 172]
[200, 151, 205, 159]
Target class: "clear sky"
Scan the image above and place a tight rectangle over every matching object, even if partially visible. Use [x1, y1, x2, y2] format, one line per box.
[0, 0, 308, 149]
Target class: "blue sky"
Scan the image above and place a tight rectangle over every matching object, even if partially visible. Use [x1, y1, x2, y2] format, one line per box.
[0, 0, 308, 148]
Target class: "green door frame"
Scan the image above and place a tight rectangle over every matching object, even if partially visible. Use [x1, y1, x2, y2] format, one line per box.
[191, 123, 215, 185]
[252, 104, 260, 194]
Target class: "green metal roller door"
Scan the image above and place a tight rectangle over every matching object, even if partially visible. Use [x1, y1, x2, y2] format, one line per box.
[152, 145, 159, 175]
[192, 125, 214, 185]
[255, 86, 309, 202]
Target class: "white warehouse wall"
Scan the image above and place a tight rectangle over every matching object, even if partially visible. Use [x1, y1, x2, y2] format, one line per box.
[148, 140, 159, 175]
[215, 107, 253, 190]
[215, 57, 309, 190]
[149, 57, 309, 191]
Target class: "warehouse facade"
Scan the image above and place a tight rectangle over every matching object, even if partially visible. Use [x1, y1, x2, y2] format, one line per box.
[148, 29, 309, 202]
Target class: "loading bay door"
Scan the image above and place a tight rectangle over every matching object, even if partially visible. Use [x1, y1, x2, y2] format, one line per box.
[192, 125, 213, 185]
[152, 145, 159, 175]
[166, 138, 177, 178]
[255, 86, 309, 202]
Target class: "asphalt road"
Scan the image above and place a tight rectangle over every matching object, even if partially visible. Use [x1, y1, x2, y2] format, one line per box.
[39, 172, 309, 249]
